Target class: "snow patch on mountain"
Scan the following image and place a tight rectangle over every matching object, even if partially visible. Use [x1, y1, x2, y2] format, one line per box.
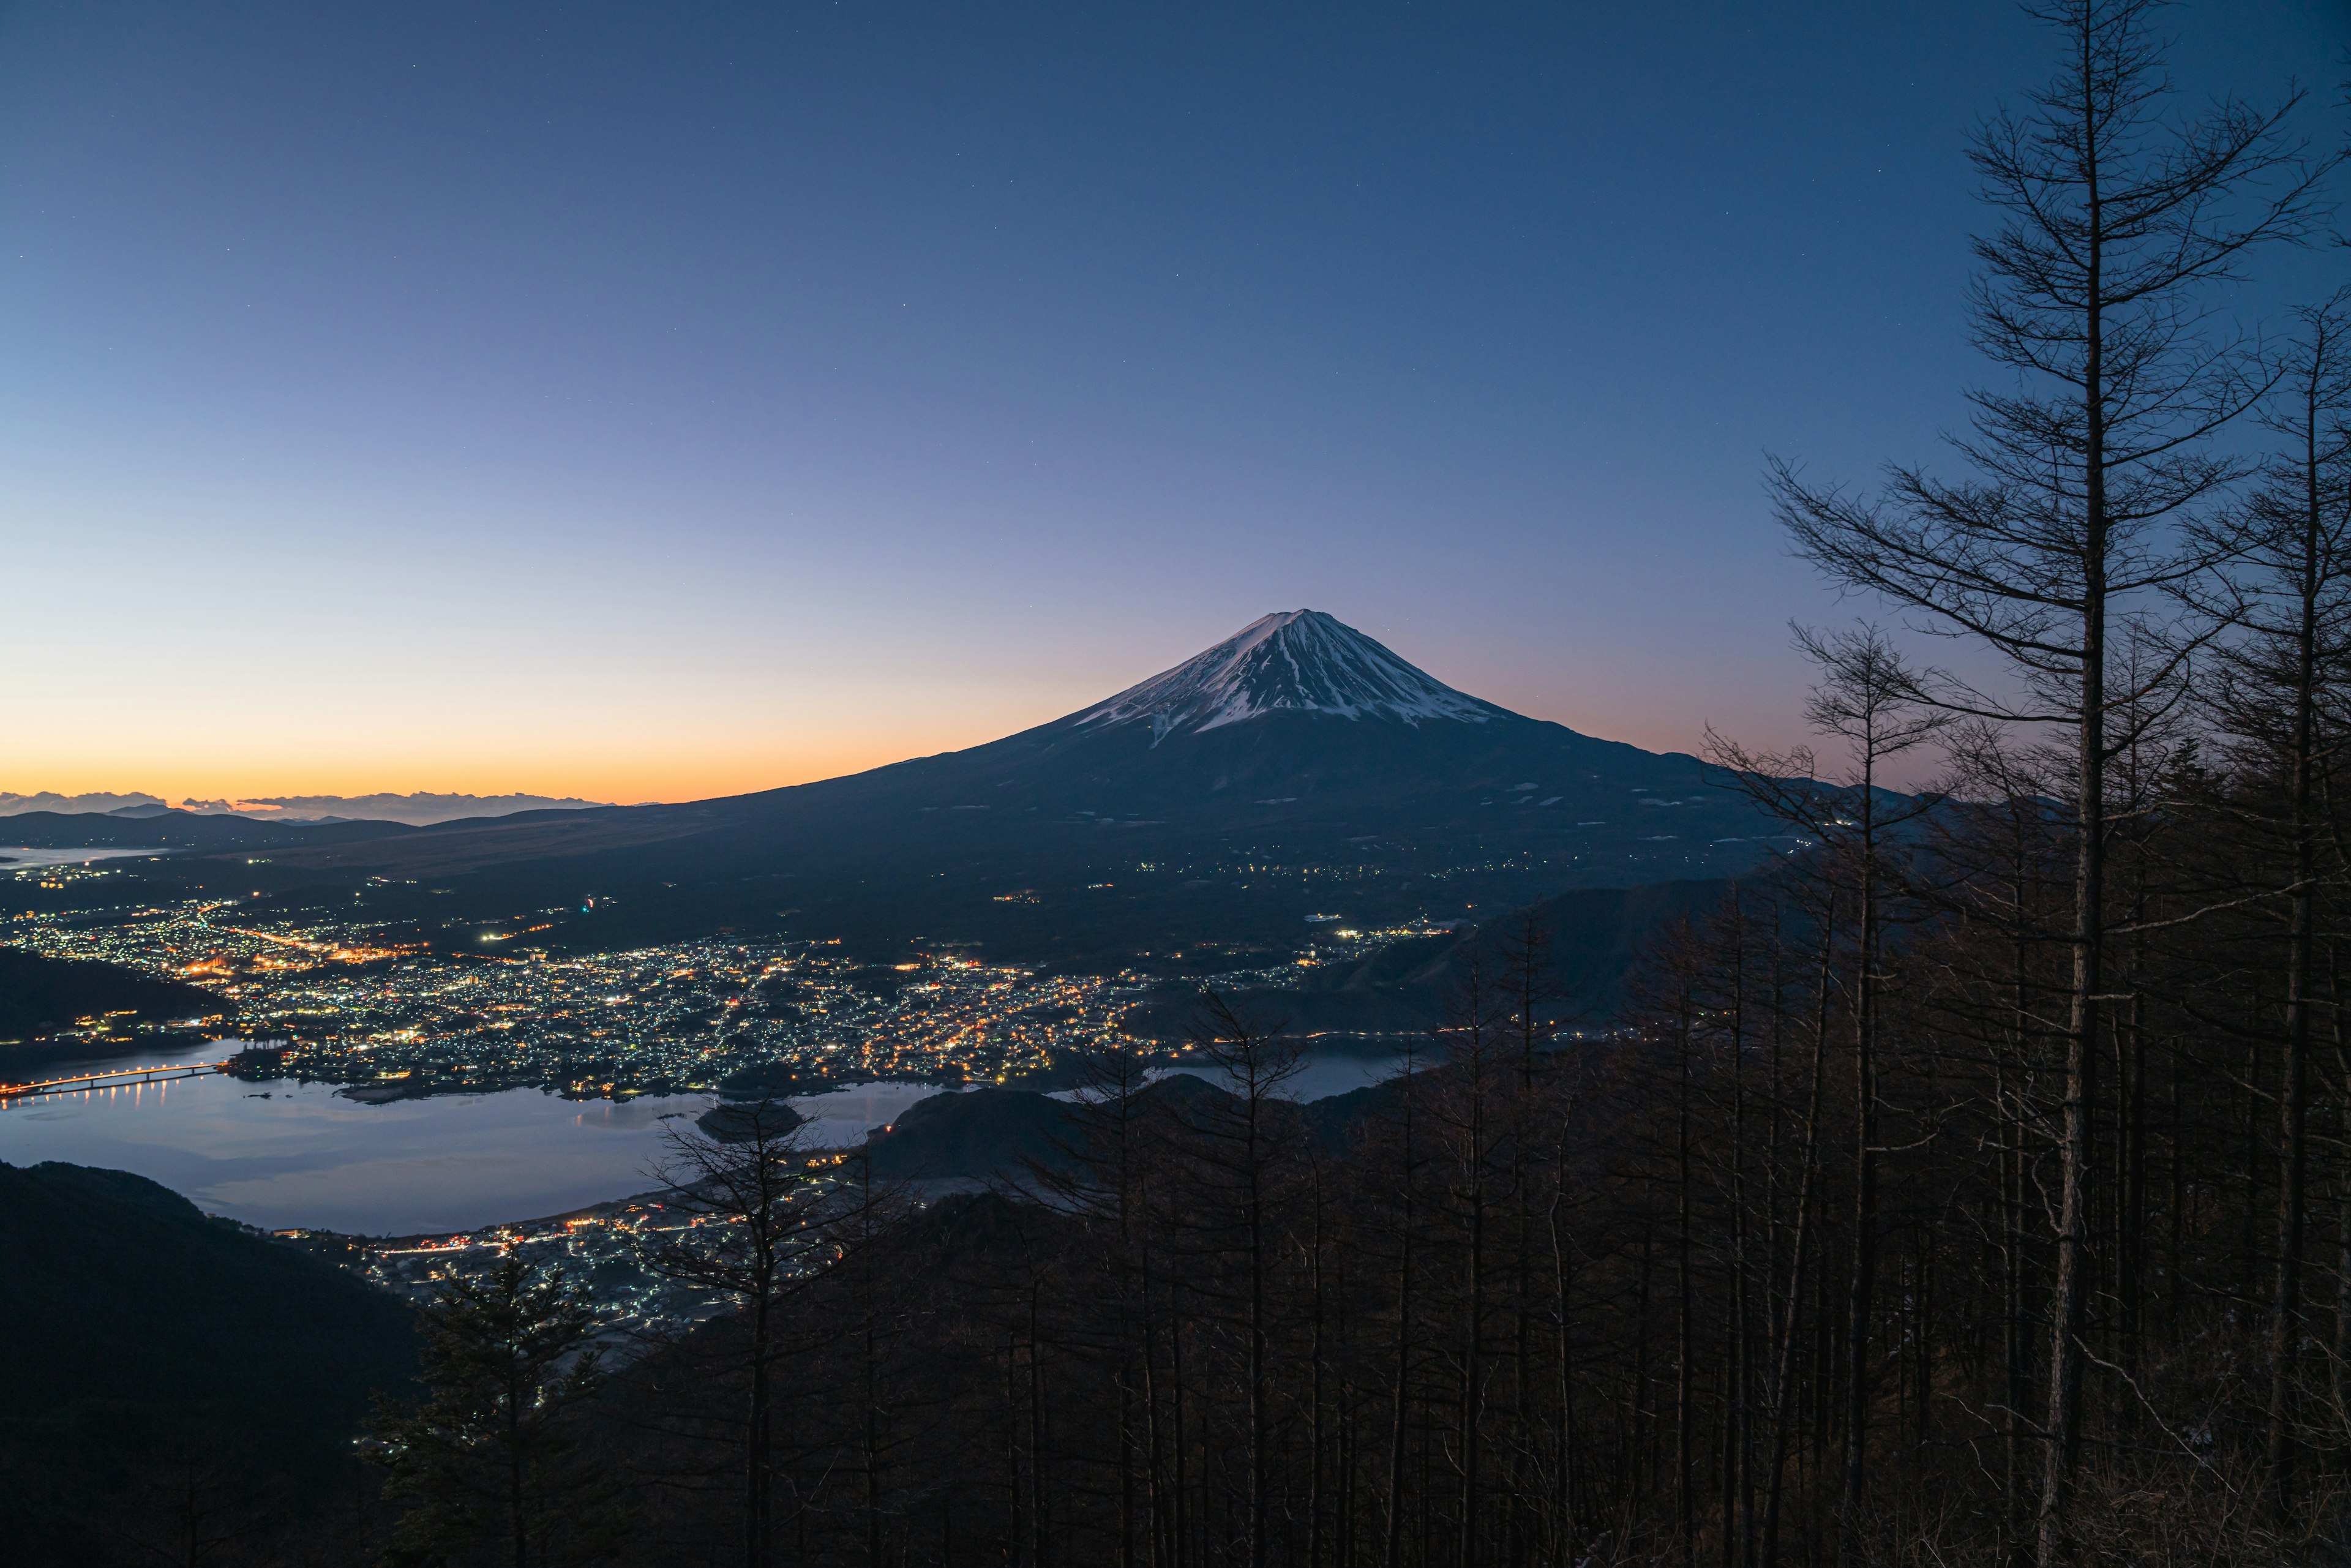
[1076, 610, 1505, 744]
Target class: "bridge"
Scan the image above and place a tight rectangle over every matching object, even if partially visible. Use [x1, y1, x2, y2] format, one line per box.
[0, 1060, 234, 1103]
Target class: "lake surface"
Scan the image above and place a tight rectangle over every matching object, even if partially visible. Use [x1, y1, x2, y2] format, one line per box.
[790, 1081, 954, 1147]
[0, 1045, 1414, 1234]
[1163, 1049, 1412, 1103]
[0, 845, 175, 869]
[0, 1059, 718, 1234]
[0, 1043, 953, 1234]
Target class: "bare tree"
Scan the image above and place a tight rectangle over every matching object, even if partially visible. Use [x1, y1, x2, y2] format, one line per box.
[1763, 4, 2331, 1556]
[1027, 1041, 1163, 1568]
[2198, 288, 2351, 1515]
[640, 1100, 868, 1568]
[1710, 622, 1949, 1542]
[367, 1255, 625, 1568]
[114, 1449, 269, 1568]
[1179, 988, 1305, 1568]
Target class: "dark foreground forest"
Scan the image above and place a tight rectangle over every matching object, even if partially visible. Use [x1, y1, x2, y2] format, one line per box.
[10, 2, 2350, 1563]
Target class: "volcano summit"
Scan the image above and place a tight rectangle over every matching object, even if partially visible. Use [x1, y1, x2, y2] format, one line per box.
[119, 612, 1793, 967]
[1075, 610, 1505, 740]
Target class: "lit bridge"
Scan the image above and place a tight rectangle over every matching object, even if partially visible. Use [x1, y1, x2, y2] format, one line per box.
[0, 1060, 234, 1103]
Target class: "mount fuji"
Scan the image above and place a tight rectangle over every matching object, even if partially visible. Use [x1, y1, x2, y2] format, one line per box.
[163, 612, 1793, 967]
[1074, 610, 1505, 740]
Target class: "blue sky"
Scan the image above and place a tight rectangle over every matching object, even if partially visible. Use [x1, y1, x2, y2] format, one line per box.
[2, 0, 2339, 801]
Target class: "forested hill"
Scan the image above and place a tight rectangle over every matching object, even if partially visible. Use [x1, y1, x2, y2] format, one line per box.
[0, 945, 228, 1059]
[0, 1161, 416, 1565]
[1122, 876, 1731, 1041]
[861, 1069, 1409, 1184]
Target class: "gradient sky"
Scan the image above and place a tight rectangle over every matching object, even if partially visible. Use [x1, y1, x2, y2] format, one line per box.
[3, 1, 2341, 805]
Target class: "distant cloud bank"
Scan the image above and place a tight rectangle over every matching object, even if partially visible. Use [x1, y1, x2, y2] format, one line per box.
[0, 791, 613, 826]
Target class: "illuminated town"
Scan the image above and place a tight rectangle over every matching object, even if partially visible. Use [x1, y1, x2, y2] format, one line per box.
[4, 859, 1421, 1097]
[278, 1182, 796, 1348]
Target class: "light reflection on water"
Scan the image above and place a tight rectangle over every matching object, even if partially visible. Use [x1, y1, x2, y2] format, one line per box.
[0, 845, 174, 869]
[1043, 1051, 1414, 1105]
[795, 1051, 1411, 1140]
[0, 1043, 715, 1234]
[787, 1081, 958, 1147]
[1160, 1049, 1412, 1103]
[0, 1048, 1411, 1234]
[0, 1058, 960, 1234]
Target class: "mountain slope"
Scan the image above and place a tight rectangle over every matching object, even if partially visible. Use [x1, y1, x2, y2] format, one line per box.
[0, 1161, 416, 1566]
[1075, 610, 1507, 739]
[178, 612, 1794, 966]
[1118, 877, 1732, 1041]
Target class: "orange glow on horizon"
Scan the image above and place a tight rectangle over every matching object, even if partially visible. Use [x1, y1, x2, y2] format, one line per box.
[0, 731, 1025, 814]
[4, 660, 1734, 812]
[0, 695, 1745, 810]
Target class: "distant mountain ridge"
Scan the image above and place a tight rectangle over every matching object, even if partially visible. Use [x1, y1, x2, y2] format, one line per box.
[0, 808, 417, 853]
[0, 790, 612, 826]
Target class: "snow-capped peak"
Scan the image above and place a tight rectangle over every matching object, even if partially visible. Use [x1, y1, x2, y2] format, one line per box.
[1074, 610, 1505, 744]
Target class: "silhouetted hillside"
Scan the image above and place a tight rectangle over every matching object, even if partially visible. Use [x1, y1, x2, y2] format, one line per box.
[0, 946, 231, 1074]
[696, 1096, 806, 1142]
[0, 806, 413, 852]
[863, 1067, 1420, 1186]
[1120, 877, 1731, 1040]
[0, 1161, 416, 1566]
[864, 1084, 1080, 1181]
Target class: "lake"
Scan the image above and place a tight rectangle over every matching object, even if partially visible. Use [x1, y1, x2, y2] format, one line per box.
[0, 1045, 941, 1234]
[0, 845, 174, 869]
[0, 1062, 715, 1235]
[0, 1043, 1414, 1234]
[1162, 1048, 1411, 1103]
